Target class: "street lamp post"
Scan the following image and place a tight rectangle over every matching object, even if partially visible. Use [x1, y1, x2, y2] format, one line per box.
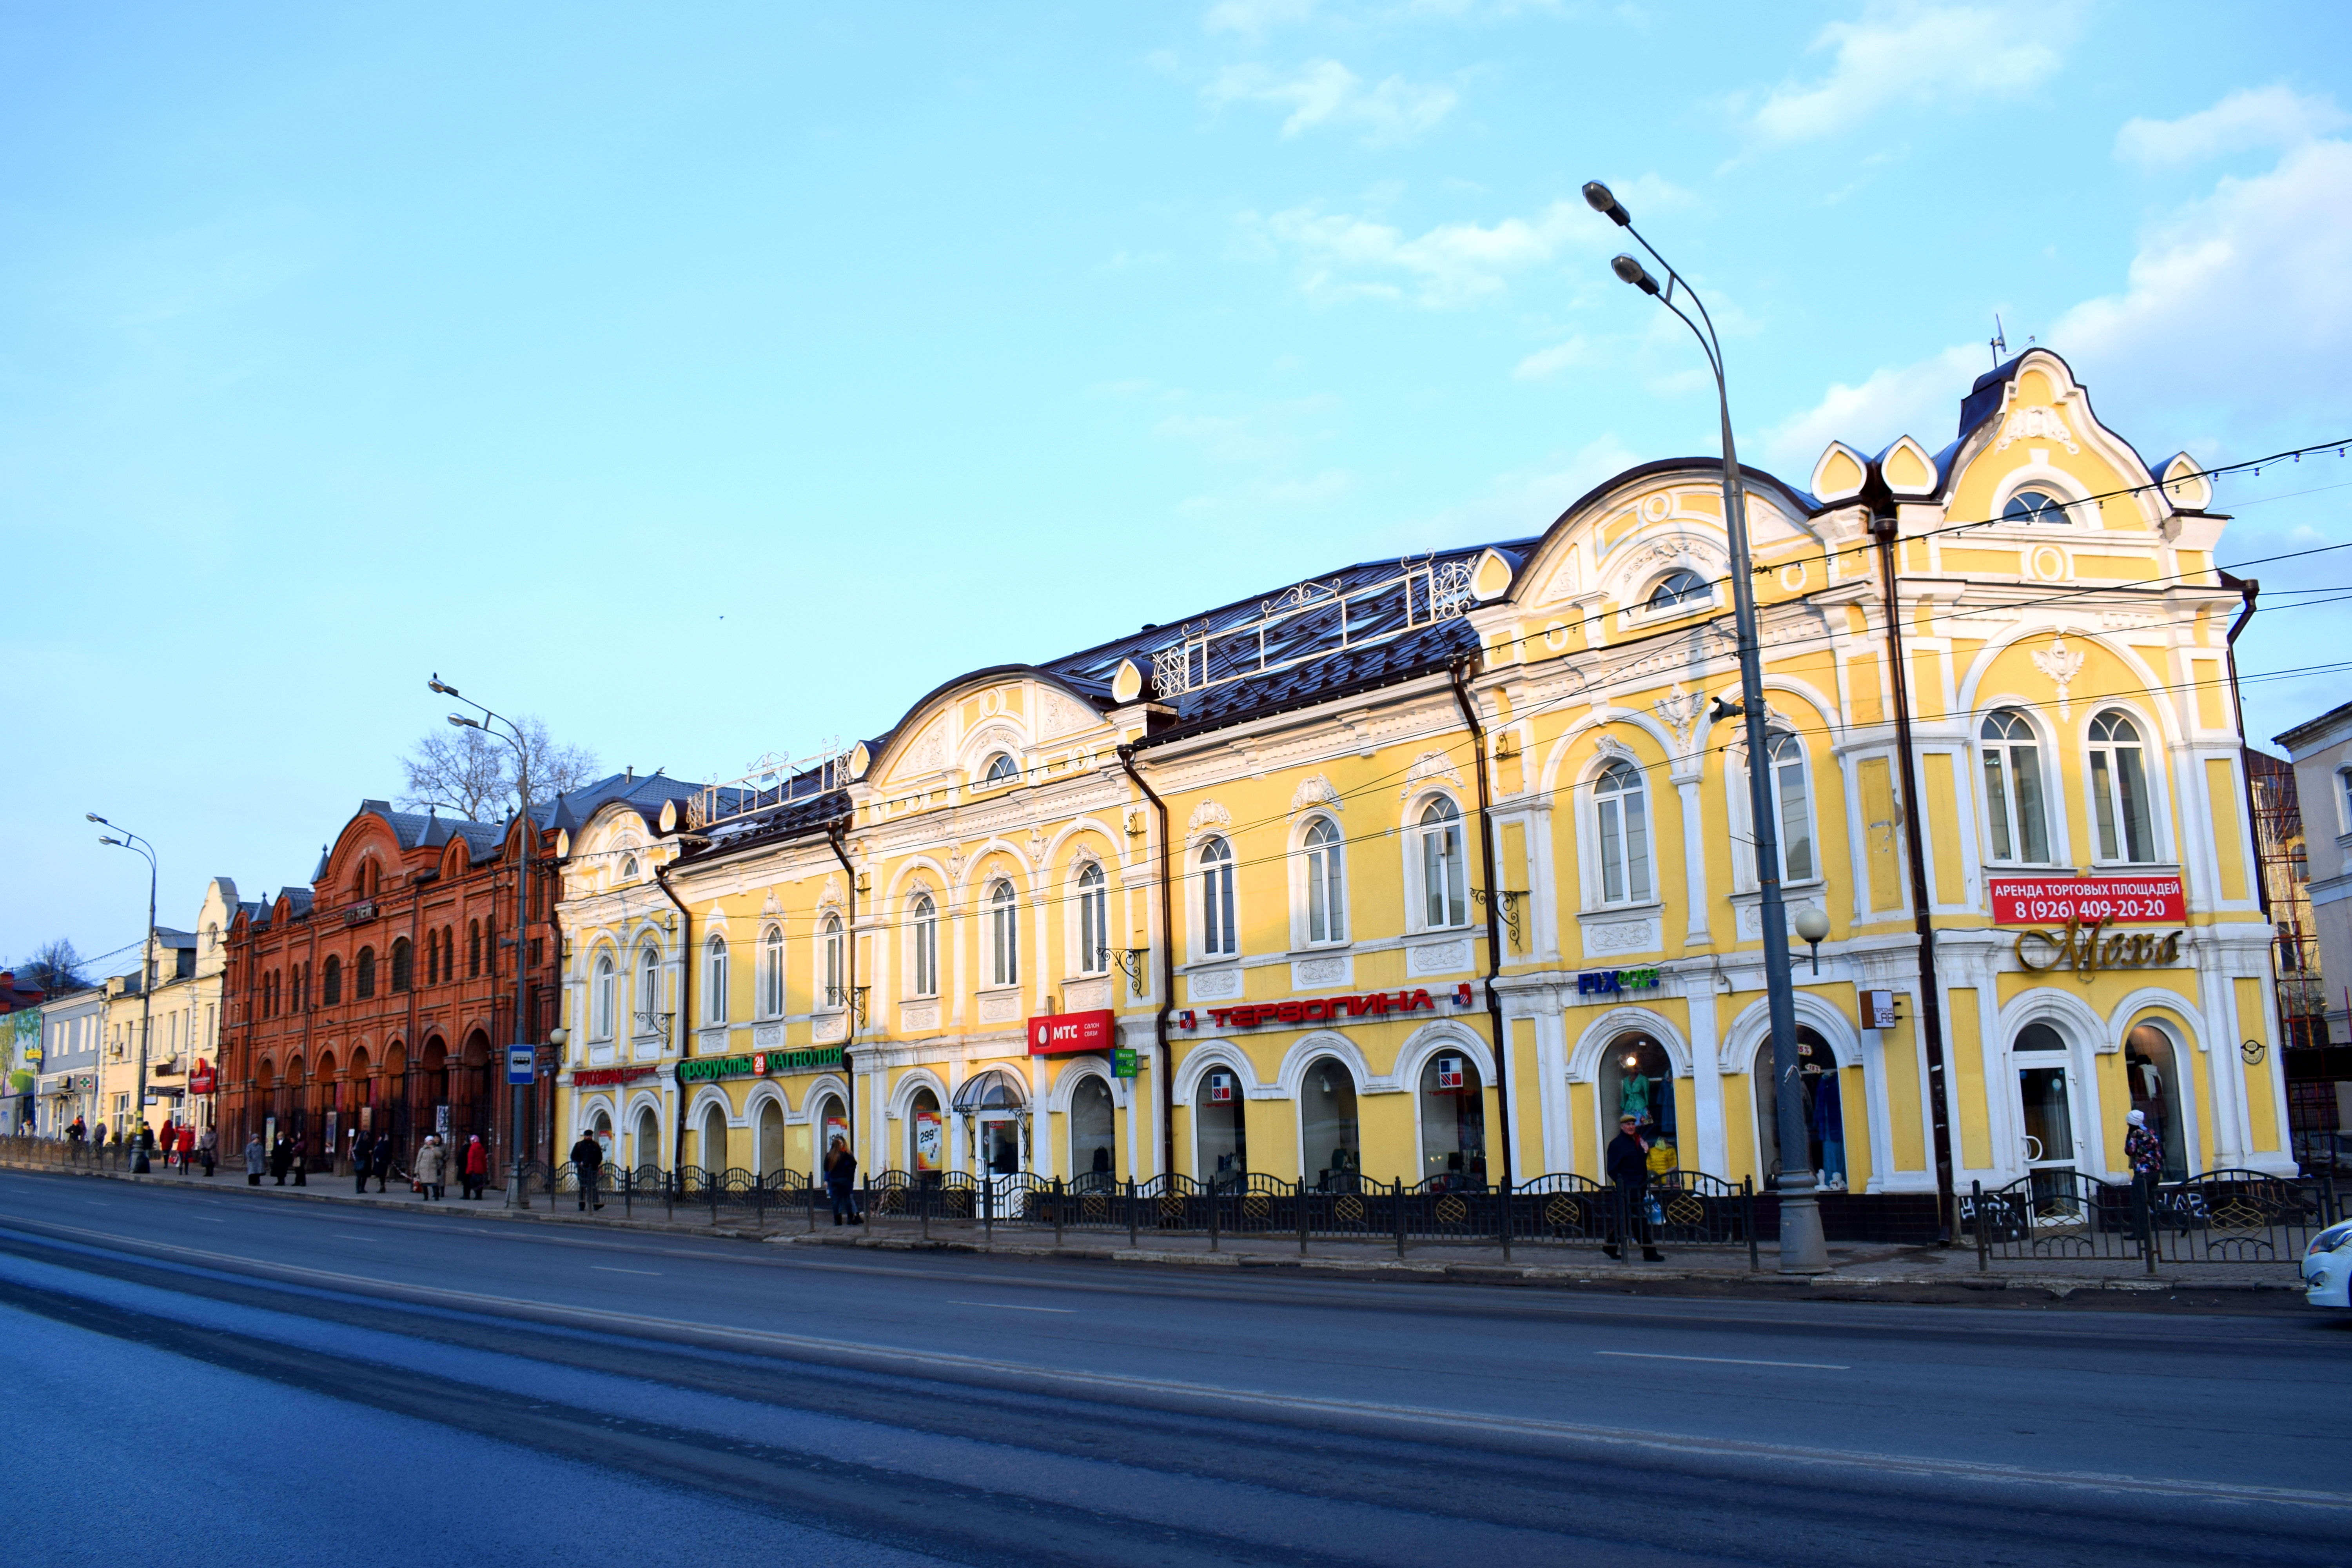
[1584, 180, 1831, 1272]
[90, 814, 159, 1172]
[428, 675, 538, 1209]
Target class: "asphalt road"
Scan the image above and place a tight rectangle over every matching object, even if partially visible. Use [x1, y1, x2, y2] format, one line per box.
[4, 1168, 2347, 1568]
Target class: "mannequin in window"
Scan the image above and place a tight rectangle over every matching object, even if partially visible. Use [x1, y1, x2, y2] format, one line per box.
[1618, 1064, 1651, 1124]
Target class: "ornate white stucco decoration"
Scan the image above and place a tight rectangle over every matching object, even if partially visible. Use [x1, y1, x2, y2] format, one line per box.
[2031, 632, 2087, 719]
[1027, 826, 1048, 866]
[946, 842, 966, 881]
[1186, 800, 1234, 847]
[1399, 752, 1465, 801]
[1653, 682, 1702, 751]
[1592, 732, 1639, 768]
[820, 873, 842, 909]
[1289, 774, 1343, 817]
[1997, 405, 2079, 454]
[1538, 553, 1581, 604]
[902, 726, 946, 777]
[1038, 692, 1091, 740]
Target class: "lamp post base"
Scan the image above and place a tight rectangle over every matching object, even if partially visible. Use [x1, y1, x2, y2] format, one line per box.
[1776, 1180, 1833, 1274]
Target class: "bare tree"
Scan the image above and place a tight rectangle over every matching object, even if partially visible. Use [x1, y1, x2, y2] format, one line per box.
[9, 938, 88, 995]
[397, 716, 601, 822]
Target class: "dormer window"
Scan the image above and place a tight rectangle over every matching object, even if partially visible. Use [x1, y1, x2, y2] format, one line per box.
[982, 753, 1019, 787]
[2002, 489, 2073, 525]
[1646, 569, 1710, 610]
[620, 855, 638, 880]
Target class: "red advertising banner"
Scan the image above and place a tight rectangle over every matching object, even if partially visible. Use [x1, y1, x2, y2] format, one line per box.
[187, 1060, 217, 1094]
[1029, 1008, 1117, 1056]
[1988, 875, 2185, 926]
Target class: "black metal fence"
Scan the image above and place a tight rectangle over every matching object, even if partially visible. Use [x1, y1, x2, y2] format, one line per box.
[1965, 1168, 2339, 1270]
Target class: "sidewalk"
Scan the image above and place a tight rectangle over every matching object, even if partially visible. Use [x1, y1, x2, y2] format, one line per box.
[5, 1155, 2306, 1299]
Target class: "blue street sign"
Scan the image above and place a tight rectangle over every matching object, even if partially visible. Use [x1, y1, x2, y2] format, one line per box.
[506, 1046, 535, 1085]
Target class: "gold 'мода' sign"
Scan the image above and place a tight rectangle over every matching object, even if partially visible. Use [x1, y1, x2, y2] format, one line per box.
[2014, 917, 2182, 980]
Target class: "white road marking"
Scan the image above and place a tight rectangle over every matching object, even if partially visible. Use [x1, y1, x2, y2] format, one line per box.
[332, 1233, 374, 1241]
[950, 1300, 1076, 1313]
[1597, 1350, 1849, 1370]
[592, 1265, 662, 1276]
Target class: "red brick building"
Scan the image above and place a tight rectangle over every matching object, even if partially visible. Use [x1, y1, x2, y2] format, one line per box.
[221, 800, 561, 1171]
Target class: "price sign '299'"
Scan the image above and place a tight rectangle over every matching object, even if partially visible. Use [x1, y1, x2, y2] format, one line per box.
[1988, 875, 2184, 926]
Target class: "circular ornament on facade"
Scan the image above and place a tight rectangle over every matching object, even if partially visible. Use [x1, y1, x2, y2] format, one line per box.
[2240, 1038, 2266, 1064]
[984, 689, 1004, 715]
[2030, 544, 2067, 581]
[1640, 493, 1673, 523]
[1779, 563, 1807, 592]
[1544, 620, 1569, 651]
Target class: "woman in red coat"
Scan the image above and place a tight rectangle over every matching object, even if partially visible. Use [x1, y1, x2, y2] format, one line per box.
[462, 1134, 490, 1201]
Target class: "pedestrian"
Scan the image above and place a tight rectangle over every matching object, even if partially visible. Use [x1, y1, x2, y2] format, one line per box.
[570, 1129, 605, 1211]
[461, 1134, 488, 1200]
[68, 1117, 85, 1146]
[245, 1134, 266, 1187]
[2124, 1107, 2164, 1241]
[354, 1132, 372, 1192]
[1603, 1113, 1665, 1262]
[824, 1137, 861, 1226]
[196, 1126, 216, 1178]
[370, 1132, 394, 1193]
[92, 1123, 108, 1166]
[290, 1135, 308, 1187]
[414, 1135, 446, 1201]
[270, 1134, 293, 1186]
[178, 1123, 196, 1176]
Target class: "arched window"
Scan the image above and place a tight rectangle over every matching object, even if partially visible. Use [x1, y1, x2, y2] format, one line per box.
[704, 937, 729, 1024]
[2088, 710, 2156, 863]
[389, 938, 413, 994]
[425, 931, 438, 987]
[1076, 863, 1109, 974]
[1980, 709, 2051, 864]
[988, 882, 1020, 986]
[2002, 488, 2072, 525]
[468, 920, 481, 978]
[1592, 759, 1652, 906]
[620, 855, 637, 880]
[982, 753, 1019, 787]
[321, 955, 341, 1007]
[1743, 733, 1816, 884]
[1646, 569, 1710, 610]
[592, 952, 616, 1039]
[910, 894, 938, 997]
[1199, 837, 1237, 956]
[1418, 1050, 1485, 1184]
[637, 943, 661, 1027]
[1302, 818, 1346, 944]
[760, 925, 784, 1018]
[1418, 799, 1468, 929]
[822, 913, 846, 1006]
[354, 947, 376, 1000]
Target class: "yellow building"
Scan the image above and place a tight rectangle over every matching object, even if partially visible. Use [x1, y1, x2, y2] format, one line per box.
[98, 878, 240, 1141]
[555, 350, 2287, 1222]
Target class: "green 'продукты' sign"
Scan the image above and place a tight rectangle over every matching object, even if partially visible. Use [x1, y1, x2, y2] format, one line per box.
[676, 1046, 844, 1083]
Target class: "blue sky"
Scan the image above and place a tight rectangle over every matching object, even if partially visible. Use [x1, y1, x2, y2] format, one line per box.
[9, 1, 2352, 968]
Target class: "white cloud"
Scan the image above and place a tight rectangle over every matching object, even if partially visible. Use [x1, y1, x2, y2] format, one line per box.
[1261, 197, 1609, 307]
[1762, 112, 2352, 467]
[1749, 4, 2066, 142]
[1207, 58, 1458, 143]
[2115, 84, 2347, 166]
[1513, 334, 1595, 380]
[1203, 0, 1319, 38]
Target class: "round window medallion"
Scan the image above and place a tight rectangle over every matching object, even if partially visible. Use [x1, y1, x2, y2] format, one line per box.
[2031, 545, 2067, 580]
[1640, 492, 1672, 523]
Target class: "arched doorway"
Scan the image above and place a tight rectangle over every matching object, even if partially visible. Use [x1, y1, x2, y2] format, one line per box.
[812, 1091, 849, 1168]
[1600, 1030, 1676, 1160]
[1417, 1049, 1485, 1187]
[699, 1102, 730, 1174]
[907, 1085, 944, 1180]
[1752, 1027, 1844, 1188]
[383, 1041, 410, 1151]
[2011, 1022, 2085, 1213]
[1195, 1066, 1246, 1185]
[1067, 1074, 1114, 1187]
[632, 1105, 661, 1175]
[1300, 1056, 1359, 1190]
[2125, 1022, 2189, 1180]
[590, 1106, 614, 1168]
[757, 1096, 786, 1178]
[951, 1070, 1026, 1180]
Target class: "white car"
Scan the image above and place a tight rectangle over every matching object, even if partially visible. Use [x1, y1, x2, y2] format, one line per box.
[2303, 1221, 2352, 1308]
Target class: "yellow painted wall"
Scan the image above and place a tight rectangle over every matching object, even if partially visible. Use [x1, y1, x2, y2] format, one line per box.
[2236, 976, 2279, 1154]
[1840, 1064, 1871, 1191]
[1859, 757, 1902, 911]
[1880, 1013, 1924, 1172]
[1922, 754, 1962, 906]
[2208, 758, 2248, 902]
[1569, 1080, 1597, 1180]
[1510, 1017, 1541, 1173]
[1947, 987, 1989, 1168]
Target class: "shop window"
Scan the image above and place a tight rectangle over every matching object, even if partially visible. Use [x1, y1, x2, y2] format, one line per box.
[760, 925, 784, 1018]
[1646, 568, 1710, 610]
[1302, 1056, 1360, 1191]
[2125, 1023, 2189, 1180]
[705, 937, 729, 1024]
[354, 947, 376, 1001]
[1417, 1051, 1485, 1187]
[1417, 799, 1469, 929]
[592, 953, 616, 1040]
[1591, 760, 1653, 906]
[756, 1098, 786, 1178]
[1980, 709, 2051, 864]
[822, 913, 846, 1006]
[1301, 817, 1347, 944]
[1601, 1033, 1676, 1158]
[2087, 710, 2157, 863]
[637, 944, 661, 1025]
[1199, 837, 1237, 956]
[1196, 1068, 1247, 1185]
[1076, 863, 1109, 975]
[1753, 1027, 1847, 1189]
[909, 895, 938, 997]
[699, 1104, 729, 1174]
[987, 884, 1018, 987]
[1069, 1075, 1115, 1186]
[633, 1106, 661, 1174]
[814, 1094, 850, 1168]
[2002, 489, 2073, 525]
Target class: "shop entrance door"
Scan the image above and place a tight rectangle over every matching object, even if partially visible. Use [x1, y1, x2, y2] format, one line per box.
[2017, 1063, 2082, 1218]
[976, 1112, 1024, 1214]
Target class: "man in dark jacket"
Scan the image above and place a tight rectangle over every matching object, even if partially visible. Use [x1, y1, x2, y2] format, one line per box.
[370, 1132, 394, 1193]
[570, 1130, 606, 1211]
[1603, 1114, 1665, 1262]
[269, 1134, 293, 1186]
[824, 1138, 861, 1226]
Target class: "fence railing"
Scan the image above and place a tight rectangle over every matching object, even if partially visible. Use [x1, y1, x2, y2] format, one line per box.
[1965, 1168, 2340, 1270]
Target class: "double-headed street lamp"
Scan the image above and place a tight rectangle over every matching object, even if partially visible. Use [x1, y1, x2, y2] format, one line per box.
[1584, 180, 1831, 1273]
[89, 813, 159, 1171]
[428, 673, 542, 1209]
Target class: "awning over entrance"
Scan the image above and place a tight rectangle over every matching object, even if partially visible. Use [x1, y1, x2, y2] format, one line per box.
[952, 1067, 1028, 1114]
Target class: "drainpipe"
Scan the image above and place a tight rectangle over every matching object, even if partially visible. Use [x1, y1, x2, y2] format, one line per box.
[1448, 657, 1516, 1181]
[826, 819, 860, 1165]
[2222, 574, 2268, 918]
[1116, 744, 1178, 1181]
[1869, 501, 1958, 1242]
[654, 857, 692, 1186]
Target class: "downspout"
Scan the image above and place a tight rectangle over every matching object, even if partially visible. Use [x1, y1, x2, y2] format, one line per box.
[1447, 657, 1515, 1181]
[826, 820, 860, 1165]
[1116, 743, 1177, 1181]
[2222, 573, 2267, 917]
[1869, 501, 1958, 1242]
[654, 856, 692, 1185]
